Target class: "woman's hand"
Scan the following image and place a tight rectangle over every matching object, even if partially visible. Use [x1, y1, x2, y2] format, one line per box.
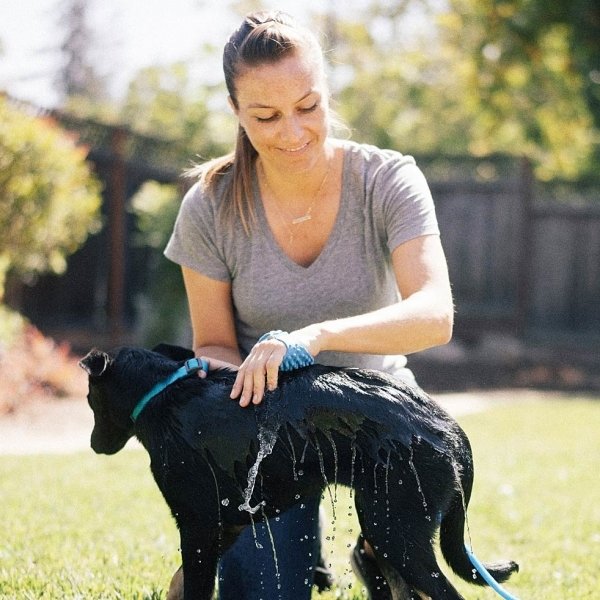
[196, 356, 239, 378]
[230, 328, 320, 407]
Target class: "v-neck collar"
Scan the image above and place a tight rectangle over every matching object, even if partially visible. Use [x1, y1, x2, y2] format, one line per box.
[253, 149, 349, 274]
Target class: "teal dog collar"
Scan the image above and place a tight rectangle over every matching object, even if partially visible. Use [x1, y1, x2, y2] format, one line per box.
[131, 357, 208, 422]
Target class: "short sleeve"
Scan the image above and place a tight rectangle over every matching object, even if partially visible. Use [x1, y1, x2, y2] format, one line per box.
[373, 155, 440, 252]
[164, 182, 231, 282]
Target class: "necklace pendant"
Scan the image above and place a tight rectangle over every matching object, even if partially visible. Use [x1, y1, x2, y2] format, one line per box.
[291, 214, 312, 225]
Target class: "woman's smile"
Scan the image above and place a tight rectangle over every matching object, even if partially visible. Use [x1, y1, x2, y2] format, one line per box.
[232, 50, 329, 173]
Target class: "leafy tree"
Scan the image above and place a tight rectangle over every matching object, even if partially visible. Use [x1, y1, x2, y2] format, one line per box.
[119, 61, 234, 164]
[55, 0, 108, 105]
[437, 0, 597, 179]
[328, 0, 598, 179]
[0, 98, 102, 300]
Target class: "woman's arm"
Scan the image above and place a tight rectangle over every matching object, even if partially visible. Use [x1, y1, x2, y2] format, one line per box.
[181, 266, 243, 368]
[231, 234, 453, 406]
[306, 234, 454, 356]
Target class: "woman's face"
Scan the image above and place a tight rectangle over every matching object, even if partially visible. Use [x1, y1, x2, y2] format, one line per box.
[231, 48, 330, 174]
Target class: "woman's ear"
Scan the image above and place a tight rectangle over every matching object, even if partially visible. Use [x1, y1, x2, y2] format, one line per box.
[227, 96, 238, 115]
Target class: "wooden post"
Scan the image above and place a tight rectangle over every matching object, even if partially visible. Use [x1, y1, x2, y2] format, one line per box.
[107, 127, 127, 345]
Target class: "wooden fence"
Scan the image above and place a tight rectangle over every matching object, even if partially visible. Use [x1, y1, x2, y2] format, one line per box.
[9, 154, 600, 345]
[419, 155, 600, 339]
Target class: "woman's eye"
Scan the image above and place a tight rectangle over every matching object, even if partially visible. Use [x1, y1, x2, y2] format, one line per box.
[299, 103, 318, 114]
[253, 103, 318, 123]
[255, 114, 278, 123]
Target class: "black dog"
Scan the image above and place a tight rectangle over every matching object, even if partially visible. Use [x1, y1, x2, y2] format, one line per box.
[80, 344, 518, 600]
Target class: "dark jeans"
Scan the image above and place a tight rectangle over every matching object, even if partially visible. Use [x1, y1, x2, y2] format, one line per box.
[218, 496, 321, 600]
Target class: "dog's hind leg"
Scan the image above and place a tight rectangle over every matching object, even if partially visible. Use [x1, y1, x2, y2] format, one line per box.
[353, 492, 418, 600]
[376, 562, 428, 600]
[379, 539, 465, 600]
[355, 492, 464, 600]
[166, 566, 184, 600]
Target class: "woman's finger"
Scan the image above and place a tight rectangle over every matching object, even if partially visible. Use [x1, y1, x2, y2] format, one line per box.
[230, 340, 286, 406]
[265, 345, 286, 392]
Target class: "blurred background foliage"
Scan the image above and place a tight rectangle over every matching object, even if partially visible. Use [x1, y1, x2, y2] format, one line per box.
[46, 0, 599, 182]
[331, 0, 598, 180]
[0, 97, 102, 304]
[1, 0, 598, 344]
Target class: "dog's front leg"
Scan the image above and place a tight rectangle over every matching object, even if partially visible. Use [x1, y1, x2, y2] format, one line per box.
[180, 525, 220, 600]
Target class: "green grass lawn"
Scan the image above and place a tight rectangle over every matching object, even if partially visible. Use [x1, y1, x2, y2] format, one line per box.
[1, 395, 598, 599]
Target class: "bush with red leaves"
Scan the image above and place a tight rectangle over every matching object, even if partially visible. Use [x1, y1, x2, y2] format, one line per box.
[0, 324, 87, 415]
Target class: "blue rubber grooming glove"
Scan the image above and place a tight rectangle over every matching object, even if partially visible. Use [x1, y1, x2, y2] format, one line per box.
[258, 330, 315, 371]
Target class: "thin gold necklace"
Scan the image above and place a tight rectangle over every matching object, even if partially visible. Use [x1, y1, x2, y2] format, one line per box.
[260, 161, 331, 243]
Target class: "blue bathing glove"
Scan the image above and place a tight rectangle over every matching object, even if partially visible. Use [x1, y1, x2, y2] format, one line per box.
[258, 330, 315, 371]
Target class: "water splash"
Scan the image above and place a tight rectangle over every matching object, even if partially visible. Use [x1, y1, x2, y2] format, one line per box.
[300, 439, 309, 464]
[349, 440, 357, 498]
[314, 434, 337, 521]
[239, 425, 278, 514]
[451, 458, 473, 548]
[323, 430, 339, 502]
[205, 458, 224, 548]
[249, 512, 263, 549]
[260, 503, 282, 595]
[408, 443, 429, 515]
[285, 426, 299, 481]
[384, 449, 392, 497]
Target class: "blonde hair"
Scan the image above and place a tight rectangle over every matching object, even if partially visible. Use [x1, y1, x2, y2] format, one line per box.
[192, 11, 327, 233]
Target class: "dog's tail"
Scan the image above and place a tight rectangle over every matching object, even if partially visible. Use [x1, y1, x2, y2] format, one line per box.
[439, 431, 518, 588]
[439, 486, 519, 587]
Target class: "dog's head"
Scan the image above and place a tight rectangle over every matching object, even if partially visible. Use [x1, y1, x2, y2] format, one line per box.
[79, 344, 195, 455]
[79, 348, 135, 454]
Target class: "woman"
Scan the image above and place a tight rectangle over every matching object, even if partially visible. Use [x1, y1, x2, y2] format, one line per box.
[164, 10, 453, 600]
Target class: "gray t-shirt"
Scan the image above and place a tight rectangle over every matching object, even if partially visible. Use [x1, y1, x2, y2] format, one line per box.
[164, 140, 440, 377]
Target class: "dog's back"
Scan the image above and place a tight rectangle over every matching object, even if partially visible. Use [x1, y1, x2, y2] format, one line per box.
[139, 364, 465, 493]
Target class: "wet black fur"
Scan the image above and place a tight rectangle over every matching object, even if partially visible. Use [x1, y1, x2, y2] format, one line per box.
[80, 344, 518, 600]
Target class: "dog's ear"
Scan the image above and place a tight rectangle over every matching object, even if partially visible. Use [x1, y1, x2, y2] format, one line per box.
[79, 349, 112, 377]
[152, 343, 195, 361]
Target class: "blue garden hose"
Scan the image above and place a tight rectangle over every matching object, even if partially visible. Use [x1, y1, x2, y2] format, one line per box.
[465, 545, 520, 600]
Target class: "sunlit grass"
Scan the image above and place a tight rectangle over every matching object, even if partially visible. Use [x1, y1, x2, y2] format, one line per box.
[1, 396, 598, 598]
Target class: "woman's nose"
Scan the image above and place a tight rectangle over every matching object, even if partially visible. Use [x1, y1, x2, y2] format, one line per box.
[279, 115, 303, 144]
